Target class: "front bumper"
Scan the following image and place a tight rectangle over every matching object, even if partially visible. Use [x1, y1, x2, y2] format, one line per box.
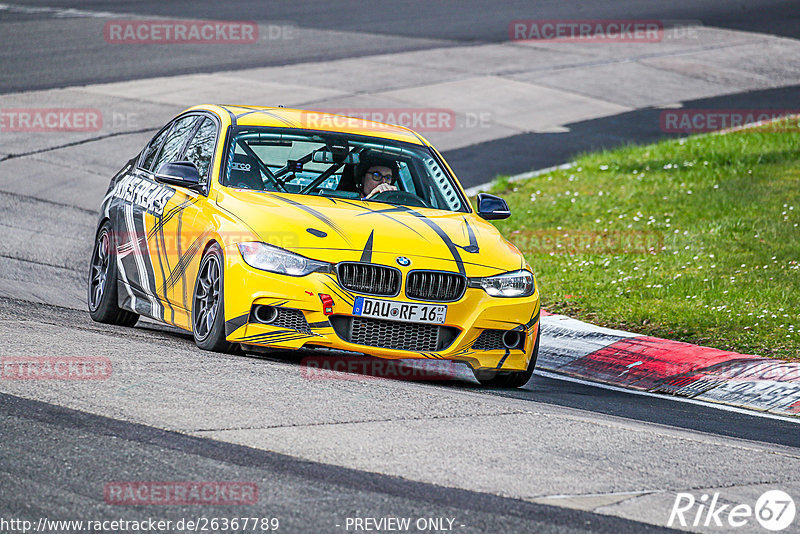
[222, 247, 540, 372]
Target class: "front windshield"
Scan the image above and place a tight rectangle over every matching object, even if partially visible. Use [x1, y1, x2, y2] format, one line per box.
[222, 127, 468, 212]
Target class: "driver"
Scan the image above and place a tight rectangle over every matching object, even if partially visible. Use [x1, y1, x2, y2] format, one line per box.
[360, 165, 398, 199]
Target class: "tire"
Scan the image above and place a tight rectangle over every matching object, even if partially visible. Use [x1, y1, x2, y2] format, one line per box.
[473, 323, 540, 388]
[192, 243, 237, 353]
[88, 221, 139, 326]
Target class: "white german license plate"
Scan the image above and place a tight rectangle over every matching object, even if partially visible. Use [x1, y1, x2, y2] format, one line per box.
[352, 296, 447, 325]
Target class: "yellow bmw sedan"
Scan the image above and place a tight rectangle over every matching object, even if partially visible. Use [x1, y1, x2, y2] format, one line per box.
[88, 105, 541, 387]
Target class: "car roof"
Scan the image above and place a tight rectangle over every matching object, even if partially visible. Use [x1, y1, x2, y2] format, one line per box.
[186, 104, 429, 146]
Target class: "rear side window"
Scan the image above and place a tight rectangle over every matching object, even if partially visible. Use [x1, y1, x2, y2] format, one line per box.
[140, 127, 170, 171]
[183, 117, 217, 185]
[152, 115, 201, 173]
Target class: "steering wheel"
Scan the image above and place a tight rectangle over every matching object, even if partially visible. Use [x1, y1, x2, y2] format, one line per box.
[369, 190, 430, 208]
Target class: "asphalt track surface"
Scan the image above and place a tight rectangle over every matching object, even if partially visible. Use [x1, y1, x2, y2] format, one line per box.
[3, 0, 800, 92]
[2, 1, 800, 532]
[1, 298, 798, 532]
[1, 391, 672, 534]
[3, 1, 800, 185]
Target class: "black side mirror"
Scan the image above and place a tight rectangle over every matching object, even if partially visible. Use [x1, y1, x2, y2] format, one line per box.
[477, 193, 511, 220]
[155, 161, 203, 192]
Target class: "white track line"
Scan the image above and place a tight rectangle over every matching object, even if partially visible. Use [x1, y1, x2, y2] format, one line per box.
[535, 370, 800, 424]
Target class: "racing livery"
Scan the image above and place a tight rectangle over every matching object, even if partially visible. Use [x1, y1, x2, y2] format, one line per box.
[88, 105, 541, 387]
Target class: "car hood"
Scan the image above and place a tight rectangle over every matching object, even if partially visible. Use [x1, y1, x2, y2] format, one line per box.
[217, 189, 525, 275]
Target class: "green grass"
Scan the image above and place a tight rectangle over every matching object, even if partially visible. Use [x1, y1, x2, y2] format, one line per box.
[484, 127, 800, 360]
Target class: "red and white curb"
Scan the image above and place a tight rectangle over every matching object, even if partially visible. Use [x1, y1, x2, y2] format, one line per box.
[538, 312, 800, 419]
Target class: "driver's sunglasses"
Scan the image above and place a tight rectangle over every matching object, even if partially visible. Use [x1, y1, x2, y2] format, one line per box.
[367, 171, 395, 184]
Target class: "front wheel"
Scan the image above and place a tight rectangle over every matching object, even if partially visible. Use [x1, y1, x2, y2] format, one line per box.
[87, 221, 139, 326]
[192, 243, 237, 353]
[473, 323, 540, 388]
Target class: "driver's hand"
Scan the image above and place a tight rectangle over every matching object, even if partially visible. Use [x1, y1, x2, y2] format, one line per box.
[365, 183, 397, 199]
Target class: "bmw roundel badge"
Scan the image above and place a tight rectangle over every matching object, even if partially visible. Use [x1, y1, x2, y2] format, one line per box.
[396, 256, 411, 267]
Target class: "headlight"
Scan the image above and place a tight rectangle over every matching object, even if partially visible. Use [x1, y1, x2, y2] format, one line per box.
[238, 242, 331, 276]
[471, 269, 535, 297]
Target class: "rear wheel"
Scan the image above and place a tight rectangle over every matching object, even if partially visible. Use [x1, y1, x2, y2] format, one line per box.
[192, 243, 237, 353]
[473, 323, 540, 388]
[87, 221, 139, 326]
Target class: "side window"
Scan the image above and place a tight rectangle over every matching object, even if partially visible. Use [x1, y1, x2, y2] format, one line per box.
[183, 117, 217, 185]
[397, 162, 415, 194]
[140, 127, 170, 171]
[152, 115, 200, 173]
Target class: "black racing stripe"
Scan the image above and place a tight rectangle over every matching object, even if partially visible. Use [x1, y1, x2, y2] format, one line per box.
[234, 109, 264, 119]
[268, 194, 352, 245]
[239, 329, 294, 338]
[149, 192, 195, 324]
[448, 346, 469, 357]
[240, 334, 301, 343]
[526, 309, 541, 329]
[131, 201, 164, 319]
[406, 209, 466, 276]
[496, 349, 511, 369]
[240, 337, 309, 346]
[224, 313, 250, 336]
[237, 330, 296, 341]
[322, 273, 356, 299]
[409, 209, 477, 275]
[510, 308, 541, 333]
[308, 320, 331, 328]
[157, 215, 175, 323]
[238, 326, 306, 339]
[326, 287, 354, 307]
[360, 230, 374, 263]
[160, 233, 206, 295]
[220, 106, 238, 126]
[349, 204, 410, 215]
[147, 197, 197, 240]
[344, 201, 470, 275]
[151, 217, 175, 323]
[176, 209, 186, 308]
[340, 200, 427, 239]
[238, 332, 312, 343]
[457, 217, 479, 254]
[322, 280, 355, 307]
[235, 109, 296, 127]
[118, 205, 142, 291]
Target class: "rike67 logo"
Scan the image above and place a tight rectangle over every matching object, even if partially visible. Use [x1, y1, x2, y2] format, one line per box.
[669, 490, 796, 531]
